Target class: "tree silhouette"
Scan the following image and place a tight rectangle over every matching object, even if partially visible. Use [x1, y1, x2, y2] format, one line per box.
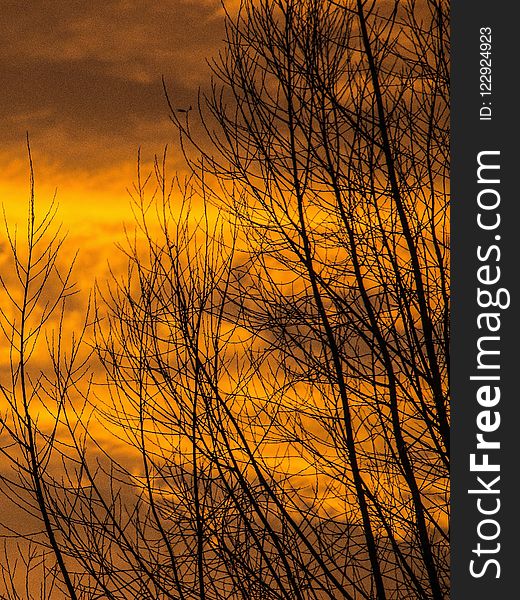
[0, 141, 87, 599]
[166, 0, 449, 596]
[0, 1, 449, 598]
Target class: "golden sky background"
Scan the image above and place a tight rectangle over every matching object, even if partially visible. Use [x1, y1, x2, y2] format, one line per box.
[1, 0, 226, 272]
[0, 5, 449, 596]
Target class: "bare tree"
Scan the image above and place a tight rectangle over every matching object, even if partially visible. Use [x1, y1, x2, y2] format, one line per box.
[0, 0, 449, 598]
[165, 0, 449, 597]
[0, 141, 89, 599]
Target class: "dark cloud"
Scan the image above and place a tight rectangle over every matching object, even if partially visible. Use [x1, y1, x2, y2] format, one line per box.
[0, 0, 224, 168]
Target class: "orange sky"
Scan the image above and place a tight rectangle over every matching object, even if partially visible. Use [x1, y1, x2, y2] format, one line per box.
[0, 2, 229, 465]
[1, 0, 226, 276]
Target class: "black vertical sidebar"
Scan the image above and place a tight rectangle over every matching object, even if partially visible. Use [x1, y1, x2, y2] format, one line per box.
[452, 1, 519, 597]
